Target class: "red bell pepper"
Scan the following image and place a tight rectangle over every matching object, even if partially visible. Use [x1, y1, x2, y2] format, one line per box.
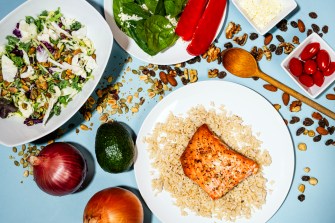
[175, 0, 209, 41]
[186, 0, 227, 56]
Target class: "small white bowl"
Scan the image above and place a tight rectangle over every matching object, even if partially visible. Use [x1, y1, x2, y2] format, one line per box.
[281, 32, 335, 98]
[232, 0, 297, 35]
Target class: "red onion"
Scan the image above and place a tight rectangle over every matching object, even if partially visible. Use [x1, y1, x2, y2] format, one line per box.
[28, 142, 87, 196]
[83, 187, 143, 223]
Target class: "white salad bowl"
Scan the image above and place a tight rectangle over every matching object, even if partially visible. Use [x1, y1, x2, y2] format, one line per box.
[0, 0, 113, 147]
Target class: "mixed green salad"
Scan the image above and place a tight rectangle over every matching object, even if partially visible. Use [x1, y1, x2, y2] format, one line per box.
[0, 8, 96, 126]
[113, 0, 187, 56]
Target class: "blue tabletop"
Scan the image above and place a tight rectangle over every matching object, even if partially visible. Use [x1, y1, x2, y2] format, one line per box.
[0, 0, 335, 222]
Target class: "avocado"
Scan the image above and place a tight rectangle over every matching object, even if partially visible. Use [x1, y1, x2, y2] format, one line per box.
[95, 122, 135, 173]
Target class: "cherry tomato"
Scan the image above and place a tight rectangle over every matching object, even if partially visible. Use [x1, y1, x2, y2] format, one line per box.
[300, 42, 320, 61]
[304, 59, 317, 75]
[299, 74, 314, 87]
[289, 57, 303, 76]
[323, 62, 335, 76]
[316, 49, 330, 71]
[313, 70, 325, 87]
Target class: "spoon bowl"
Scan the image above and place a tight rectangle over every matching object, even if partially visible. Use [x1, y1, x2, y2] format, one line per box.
[222, 48, 258, 78]
[221, 47, 335, 120]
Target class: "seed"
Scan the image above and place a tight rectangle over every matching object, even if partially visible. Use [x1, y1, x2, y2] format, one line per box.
[249, 33, 258, 40]
[264, 33, 273, 45]
[23, 162, 28, 168]
[14, 160, 20, 166]
[290, 21, 298, 28]
[263, 84, 277, 92]
[309, 12, 318, 19]
[107, 76, 113, 83]
[303, 118, 314, 126]
[296, 127, 305, 136]
[303, 129, 308, 135]
[313, 135, 322, 142]
[18, 151, 24, 156]
[80, 124, 89, 131]
[302, 175, 310, 181]
[308, 130, 315, 137]
[311, 24, 320, 33]
[322, 25, 329, 34]
[325, 139, 334, 146]
[298, 194, 305, 202]
[269, 44, 276, 52]
[298, 184, 305, 193]
[224, 42, 233, 49]
[297, 19, 305, 32]
[282, 93, 290, 106]
[23, 170, 29, 177]
[12, 147, 17, 153]
[309, 177, 318, 186]
[275, 46, 283, 55]
[307, 29, 313, 36]
[276, 35, 285, 42]
[304, 167, 310, 173]
[298, 143, 307, 151]
[316, 126, 328, 135]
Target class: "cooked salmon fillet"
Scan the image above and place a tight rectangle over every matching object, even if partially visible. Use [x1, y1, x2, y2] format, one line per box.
[180, 124, 259, 200]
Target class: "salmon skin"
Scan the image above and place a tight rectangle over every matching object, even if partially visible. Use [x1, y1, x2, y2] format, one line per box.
[180, 124, 259, 200]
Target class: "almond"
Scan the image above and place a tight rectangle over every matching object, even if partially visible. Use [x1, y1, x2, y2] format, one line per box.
[282, 92, 290, 106]
[167, 74, 178, 86]
[263, 84, 277, 92]
[312, 112, 323, 120]
[326, 94, 335, 100]
[316, 126, 328, 135]
[159, 71, 168, 85]
[290, 101, 302, 112]
[264, 33, 273, 45]
[298, 19, 305, 33]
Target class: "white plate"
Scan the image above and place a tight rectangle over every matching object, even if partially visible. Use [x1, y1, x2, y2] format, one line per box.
[134, 81, 294, 223]
[104, 0, 227, 65]
[0, 0, 113, 147]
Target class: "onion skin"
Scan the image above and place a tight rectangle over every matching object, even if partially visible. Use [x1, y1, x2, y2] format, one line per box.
[83, 187, 144, 223]
[29, 142, 87, 196]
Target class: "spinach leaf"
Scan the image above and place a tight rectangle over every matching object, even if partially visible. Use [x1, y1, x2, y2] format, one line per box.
[127, 20, 157, 55]
[70, 21, 82, 31]
[144, 0, 159, 14]
[113, 0, 134, 28]
[144, 15, 178, 55]
[154, 0, 166, 16]
[164, 0, 187, 17]
[121, 3, 151, 20]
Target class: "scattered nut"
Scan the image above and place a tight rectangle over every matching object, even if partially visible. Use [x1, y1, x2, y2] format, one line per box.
[264, 33, 273, 45]
[308, 130, 315, 137]
[189, 69, 198, 83]
[298, 143, 307, 151]
[263, 84, 277, 92]
[316, 126, 328, 135]
[279, 42, 295, 54]
[292, 36, 300, 45]
[304, 167, 311, 173]
[208, 69, 219, 78]
[166, 73, 178, 87]
[282, 93, 290, 106]
[273, 104, 281, 111]
[298, 184, 305, 193]
[263, 46, 272, 61]
[326, 94, 335, 100]
[233, 33, 248, 46]
[290, 101, 302, 112]
[159, 71, 168, 85]
[225, 22, 241, 39]
[309, 177, 318, 186]
[312, 112, 323, 120]
[298, 19, 306, 32]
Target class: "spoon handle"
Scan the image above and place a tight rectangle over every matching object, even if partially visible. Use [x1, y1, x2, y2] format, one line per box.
[257, 70, 335, 120]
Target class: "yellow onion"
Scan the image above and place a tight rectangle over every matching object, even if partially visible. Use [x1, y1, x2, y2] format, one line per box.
[83, 187, 143, 223]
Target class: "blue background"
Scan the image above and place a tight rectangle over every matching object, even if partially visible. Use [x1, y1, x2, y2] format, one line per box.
[0, 0, 335, 222]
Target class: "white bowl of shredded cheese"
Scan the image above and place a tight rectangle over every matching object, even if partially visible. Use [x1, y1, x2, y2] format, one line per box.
[232, 0, 297, 35]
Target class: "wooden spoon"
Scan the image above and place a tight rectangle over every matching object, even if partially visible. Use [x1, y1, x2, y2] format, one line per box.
[222, 47, 335, 120]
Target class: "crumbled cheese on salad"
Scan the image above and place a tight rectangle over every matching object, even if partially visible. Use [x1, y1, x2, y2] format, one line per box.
[118, 13, 143, 24]
[239, 0, 282, 29]
[0, 8, 97, 126]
